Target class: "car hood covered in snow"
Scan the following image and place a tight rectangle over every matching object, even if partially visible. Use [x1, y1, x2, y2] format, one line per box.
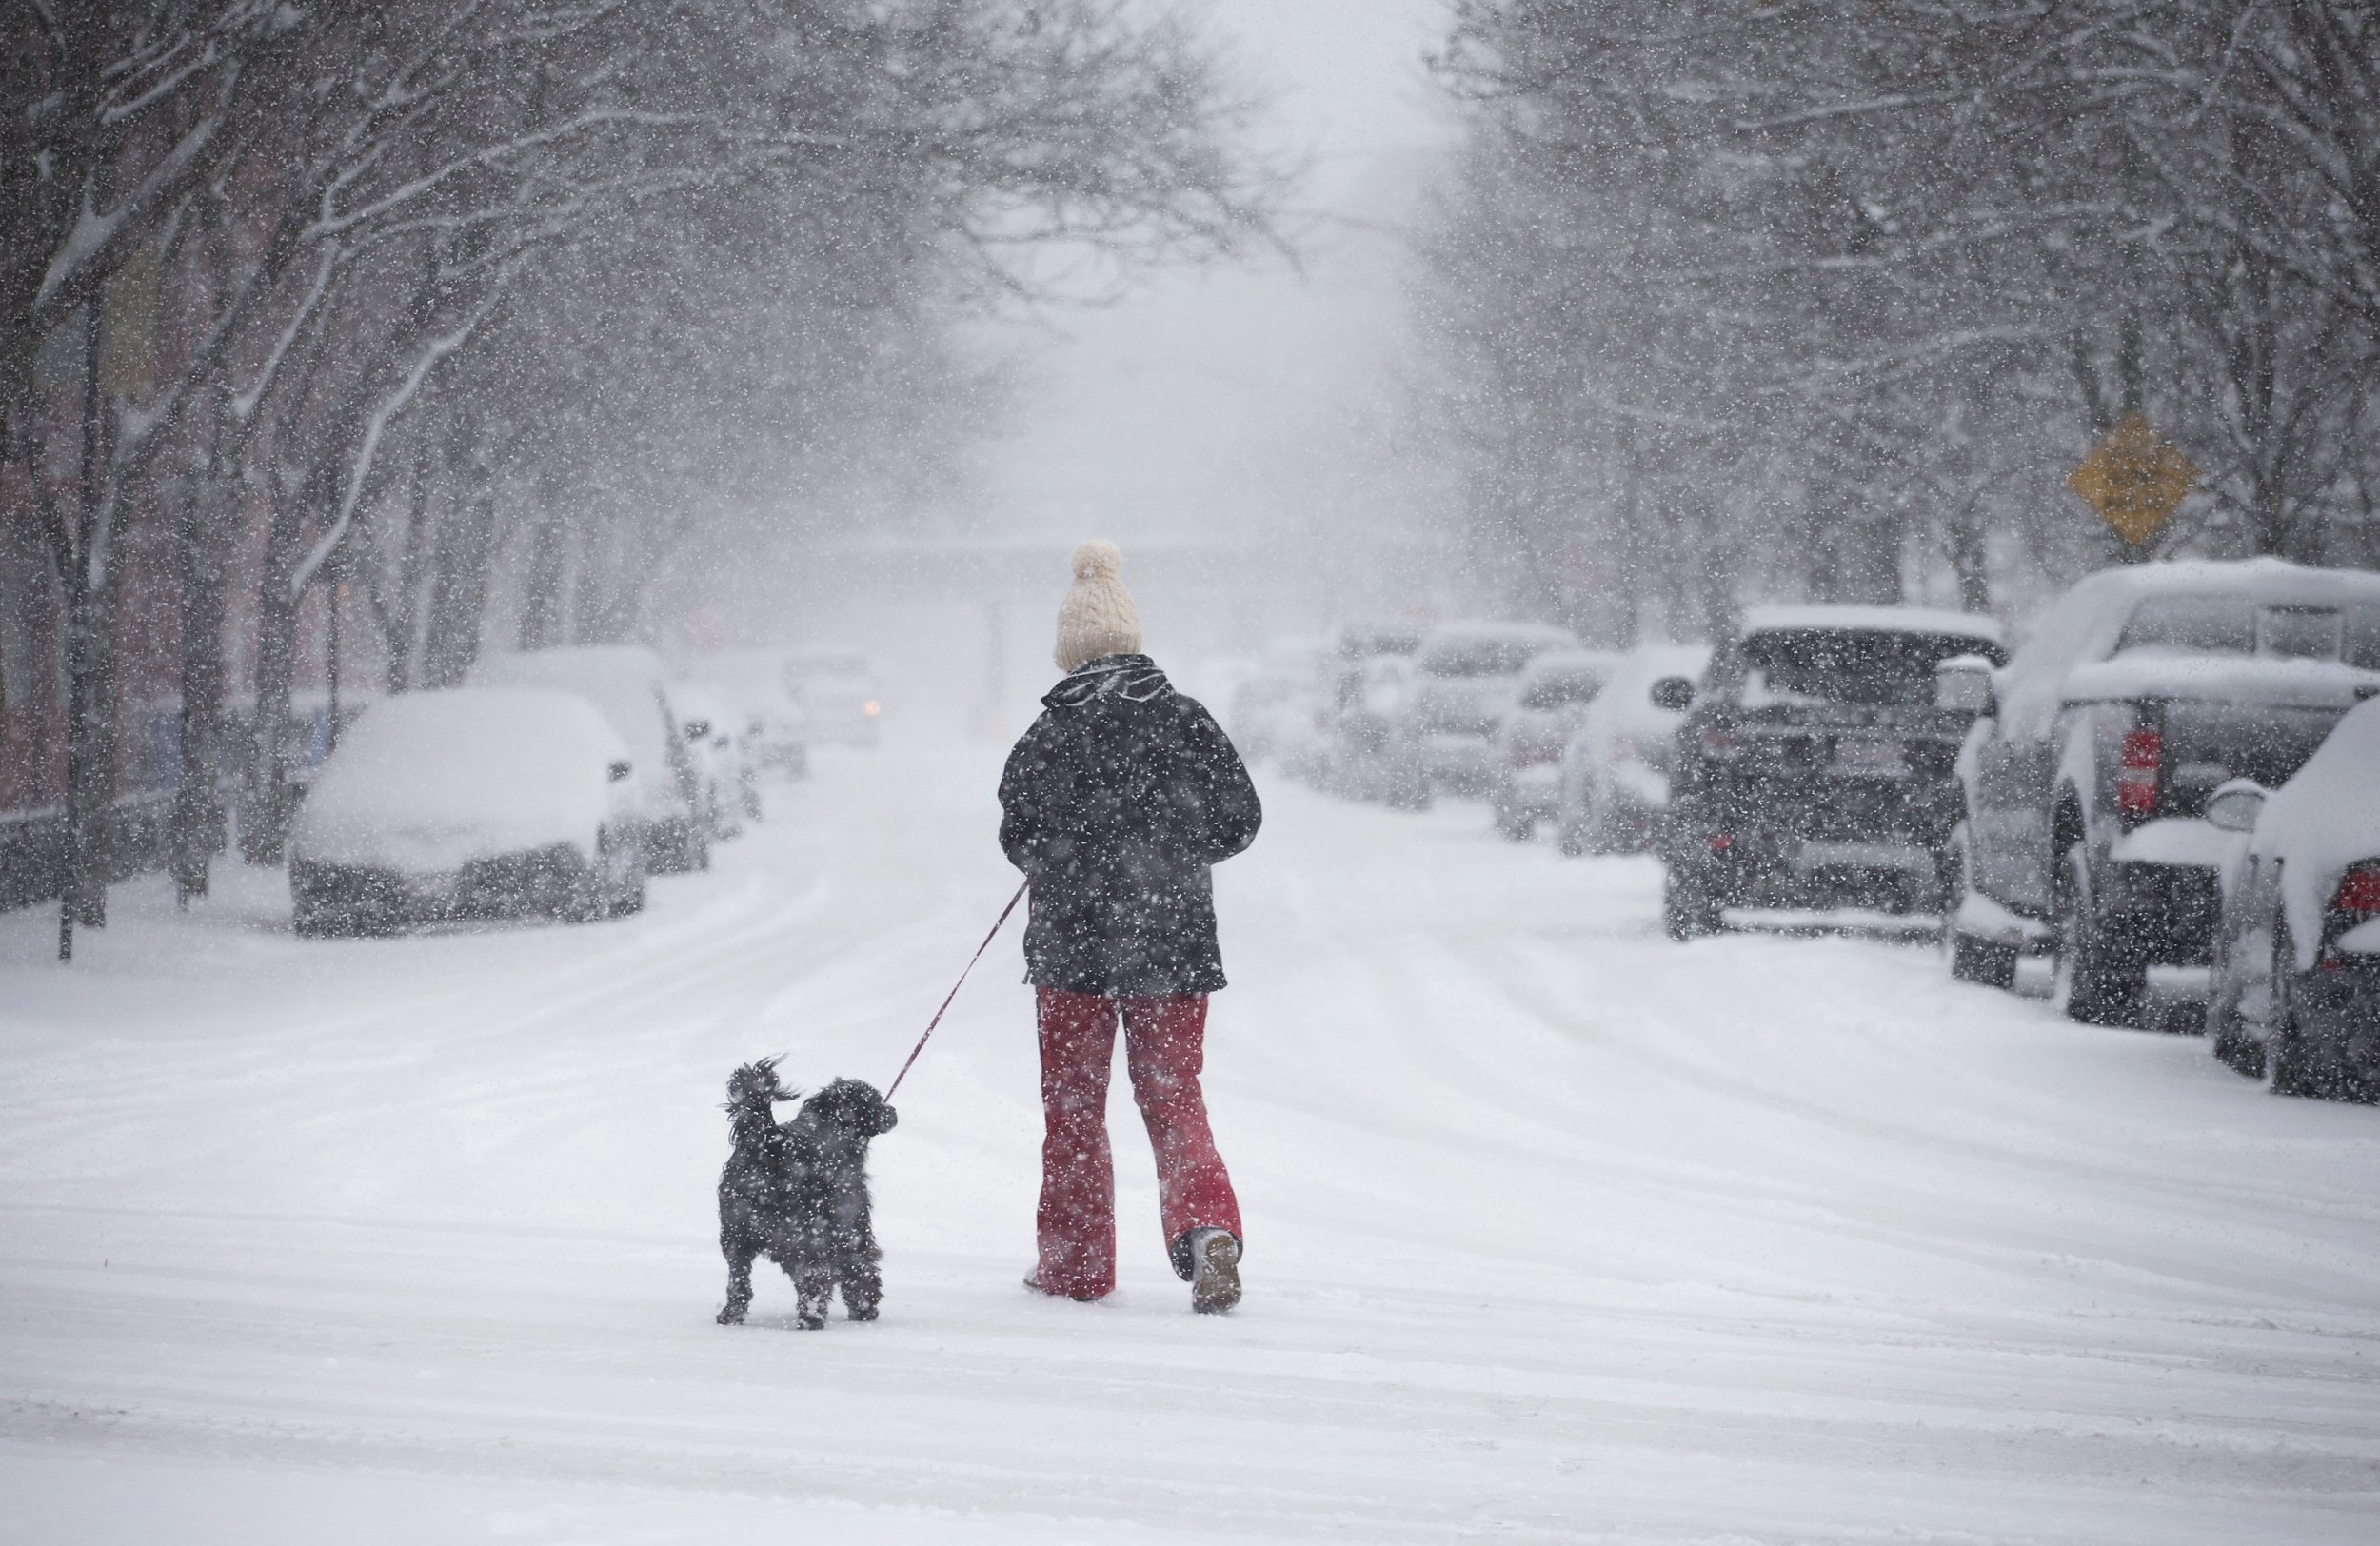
[2251, 697, 2380, 969]
[290, 688, 631, 874]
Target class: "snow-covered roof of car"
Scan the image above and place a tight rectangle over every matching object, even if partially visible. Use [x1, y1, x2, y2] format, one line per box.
[2051, 556, 2380, 614]
[1740, 605, 2004, 641]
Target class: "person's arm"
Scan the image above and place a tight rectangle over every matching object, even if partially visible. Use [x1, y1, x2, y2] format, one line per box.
[1179, 701, 1261, 863]
[999, 717, 1057, 872]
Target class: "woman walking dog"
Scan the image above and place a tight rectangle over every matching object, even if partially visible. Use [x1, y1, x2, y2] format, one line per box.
[1000, 541, 1261, 1313]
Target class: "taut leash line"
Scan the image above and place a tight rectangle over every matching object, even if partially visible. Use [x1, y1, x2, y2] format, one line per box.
[885, 880, 1029, 1099]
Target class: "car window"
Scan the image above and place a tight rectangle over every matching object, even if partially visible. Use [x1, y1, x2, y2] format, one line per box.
[2117, 595, 2380, 664]
[1520, 669, 1607, 708]
[1729, 629, 2008, 707]
[2118, 596, 2255, 654]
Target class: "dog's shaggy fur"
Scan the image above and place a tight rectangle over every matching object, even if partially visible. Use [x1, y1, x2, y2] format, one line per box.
[716, 1060, 899, 1329]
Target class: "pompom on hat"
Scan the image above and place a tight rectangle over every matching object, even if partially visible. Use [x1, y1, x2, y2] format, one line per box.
[1053, 539, 1143, 671]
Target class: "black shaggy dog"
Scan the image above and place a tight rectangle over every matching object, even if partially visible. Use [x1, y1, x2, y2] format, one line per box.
[716, 1059, 899, 1329]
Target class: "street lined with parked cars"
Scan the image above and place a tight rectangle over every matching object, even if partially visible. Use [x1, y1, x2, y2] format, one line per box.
[281, 645, 878, 938]
[1232, 557, 2380, 1103]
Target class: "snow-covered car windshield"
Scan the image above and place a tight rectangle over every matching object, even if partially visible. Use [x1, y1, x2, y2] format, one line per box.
[1519, 669, 1608, 709]
[1734, 629, 2008, 707]
[2118, 596, 2380, 667]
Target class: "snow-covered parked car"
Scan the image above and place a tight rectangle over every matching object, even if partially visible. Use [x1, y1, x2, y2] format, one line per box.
[1660, 606, 2007, 938]
[2202, 698, 2380, 1100]
[1331, 653, 1430, 807]
[666, 679, 750, 840]
[1555, 643, 1713, 856]
[1228, 636, 1332, 775]
[1489, 649, 1620, 839]
[471, 645, 709, 873]
[1319, 622, 1425, 799]
[786, 650, 882, 747]
[1404, 622, 1582, 797]
[288, 687, 646, 936]
[1943, 559, 2380, 1024]
[690, 648, 809, 779]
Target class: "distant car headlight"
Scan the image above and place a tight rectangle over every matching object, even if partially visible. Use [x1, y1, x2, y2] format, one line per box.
[863, 701, 881, 717]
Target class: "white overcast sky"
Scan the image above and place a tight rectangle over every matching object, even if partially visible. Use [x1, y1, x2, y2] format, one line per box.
[972, 0, 1455, 545]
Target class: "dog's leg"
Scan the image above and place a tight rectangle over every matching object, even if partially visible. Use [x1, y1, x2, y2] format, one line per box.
[718, 1237, 757, 1326]
[840, 1213, 883, 1320]
[793, 1263, 832, 1330]
[840, 1254, 883, 1321]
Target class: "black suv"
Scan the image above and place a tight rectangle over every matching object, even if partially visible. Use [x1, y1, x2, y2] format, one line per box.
[1656, 607, 2009, 940]
[1943, 559, 2380, 1024]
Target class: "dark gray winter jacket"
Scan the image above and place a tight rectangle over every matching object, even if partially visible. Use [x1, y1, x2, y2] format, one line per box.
[999, 655, 1261, 995]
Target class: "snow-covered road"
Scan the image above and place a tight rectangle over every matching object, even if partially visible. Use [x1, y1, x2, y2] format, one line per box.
[5, 724, 2379, 1543]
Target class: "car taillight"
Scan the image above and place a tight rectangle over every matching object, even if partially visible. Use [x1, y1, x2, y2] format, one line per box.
[1698, 724, 1741, 761]
[2116, 729, 2160, 815]
[2336, 864, 2380, 915]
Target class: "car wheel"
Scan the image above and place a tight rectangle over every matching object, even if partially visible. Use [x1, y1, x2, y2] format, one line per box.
[1663, 865, 1722, 941]
[2053, 842, 2146, 1026]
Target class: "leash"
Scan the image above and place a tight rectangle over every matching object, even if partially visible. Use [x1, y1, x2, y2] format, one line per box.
[885, 880, 1029, 1099]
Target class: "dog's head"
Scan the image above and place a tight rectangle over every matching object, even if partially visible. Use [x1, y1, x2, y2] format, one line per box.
[723, 1056, 800, 1111]
[804, 1078, 899, 1138]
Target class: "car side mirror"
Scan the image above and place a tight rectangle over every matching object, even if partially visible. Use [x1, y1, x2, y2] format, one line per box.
[1934, 656, 1997, 718]
[607, 760, 634, 783]
[682, 718, 711, 741]
[1649, 677, 1696, 712]
[2203, 778, 2268, 834]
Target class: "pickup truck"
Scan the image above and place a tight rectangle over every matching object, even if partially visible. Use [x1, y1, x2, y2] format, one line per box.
[1941, 559, 2380, 1024]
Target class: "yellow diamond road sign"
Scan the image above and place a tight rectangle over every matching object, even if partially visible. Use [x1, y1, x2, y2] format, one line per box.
[2069, 412, 2197, 546]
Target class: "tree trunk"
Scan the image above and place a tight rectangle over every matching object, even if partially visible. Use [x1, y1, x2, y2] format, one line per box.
[518, 512, 568, 650]
[169, 432, 229, 902]
[59, 303, 122, 955]
[419, 472, 496, 687]
[170, 205, 234, 902]
[240, 481, 308, 865]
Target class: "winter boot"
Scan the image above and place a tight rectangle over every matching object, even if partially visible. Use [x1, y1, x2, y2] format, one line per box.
[1181, 1227, 1241, 1315]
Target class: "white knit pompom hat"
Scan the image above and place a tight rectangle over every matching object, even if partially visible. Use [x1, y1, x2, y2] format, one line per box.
[1053, 539, 1143, 671]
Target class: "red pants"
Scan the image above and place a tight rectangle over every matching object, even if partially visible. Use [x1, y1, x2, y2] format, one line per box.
[1035, 988, 1241, 1299]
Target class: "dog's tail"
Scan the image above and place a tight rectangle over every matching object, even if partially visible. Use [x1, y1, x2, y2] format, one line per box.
[723, 1054, 799, 1111]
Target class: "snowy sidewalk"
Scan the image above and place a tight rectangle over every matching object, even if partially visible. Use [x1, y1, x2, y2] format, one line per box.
[5, 728, 2379, 1543]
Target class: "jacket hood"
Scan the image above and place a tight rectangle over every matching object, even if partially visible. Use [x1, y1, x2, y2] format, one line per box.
[1043, 653, 1171, 710]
